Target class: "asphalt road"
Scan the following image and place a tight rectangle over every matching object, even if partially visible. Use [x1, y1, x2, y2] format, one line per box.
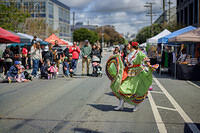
[0, 52, 200, 133]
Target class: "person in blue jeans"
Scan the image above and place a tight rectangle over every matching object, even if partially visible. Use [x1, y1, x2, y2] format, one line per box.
[71, 58, 78, 73]
[30, 42, 42, 77]
[63, 54, 73, 77]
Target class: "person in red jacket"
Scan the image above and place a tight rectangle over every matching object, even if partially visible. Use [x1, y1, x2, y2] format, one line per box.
[22, 45, 28, 68]
[69, 42, 80, 74]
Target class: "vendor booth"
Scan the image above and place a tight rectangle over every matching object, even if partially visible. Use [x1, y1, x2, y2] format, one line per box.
[168, 28, 200, 81]
[45, 34, 67, 45]
[147, 29, 171, 45]
[158, 26, 197, 80]
[139, 42, 147, 48]
[147, 29, 171, 67]
[169, 27, 200, 43]
[8, 31, 30, 43]
[0, 27, 20, 43]
[17, 33, 42, 42]
[158, 26, 196, 44]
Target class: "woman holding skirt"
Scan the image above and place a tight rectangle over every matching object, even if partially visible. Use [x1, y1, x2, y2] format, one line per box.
[106, 42, 158, 111]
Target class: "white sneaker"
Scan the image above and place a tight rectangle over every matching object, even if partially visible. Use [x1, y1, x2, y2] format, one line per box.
[114, 99, 124, 111]
[132, 106, 138, 112]
[114, 106, 124, 111]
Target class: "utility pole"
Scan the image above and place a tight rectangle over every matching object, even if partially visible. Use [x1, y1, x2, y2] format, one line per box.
[163, 0, 166, 24]
[168, 0, 173, 23]
[72, 12, 75, 31]
[145, 2, 154, 25]
[101, 26, 104, 48]
[144, 2, 156, 36]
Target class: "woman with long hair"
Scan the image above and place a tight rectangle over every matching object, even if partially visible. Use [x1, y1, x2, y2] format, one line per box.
[30, 42, 42, 78]
[106, 42, 158, 111]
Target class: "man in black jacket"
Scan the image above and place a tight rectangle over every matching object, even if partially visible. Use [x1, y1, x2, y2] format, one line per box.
[42, 46, 53, 63]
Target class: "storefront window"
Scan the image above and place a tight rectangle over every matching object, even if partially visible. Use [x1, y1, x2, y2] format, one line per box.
[40, 2, 46, 13]
[48, 19, 54, 28]
[59, 8, 63, 21]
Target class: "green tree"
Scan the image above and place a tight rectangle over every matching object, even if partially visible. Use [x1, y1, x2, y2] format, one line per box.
[164, 21, 185, 32]
[73, 28, 99, 44]
[135, 22, 185, 44]
[96, 26, 125, 46]
[135, 24, 164, 44]
[0, 2, 30, 31]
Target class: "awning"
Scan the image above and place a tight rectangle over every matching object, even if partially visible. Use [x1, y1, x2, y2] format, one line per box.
[169, 27, 200, 43]
[0, 27, 20, 43]
[61, 39, 69, 45]
[139, 42, 147, 47]
[8, 31, 31, 43]
[158, 26, 197, 44]
[147, 29, 171, 45]
[17, 33, 42, 42]
[45, 34, 66, 45]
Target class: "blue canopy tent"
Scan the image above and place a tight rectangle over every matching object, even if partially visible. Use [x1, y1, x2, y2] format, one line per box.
[39, 41, 49, 45]
[158, 26, 197, 44]
[8, 41, 48, 47]
[157, 26, 197, 78]
[7, 43, 31, 48]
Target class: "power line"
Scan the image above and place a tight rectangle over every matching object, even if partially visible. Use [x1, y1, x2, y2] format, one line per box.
[144, 2, 156, 36]
[144, 2, 156, 25]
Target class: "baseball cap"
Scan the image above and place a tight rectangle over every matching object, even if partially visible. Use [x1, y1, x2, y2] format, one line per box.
[14, 61, 20, 65]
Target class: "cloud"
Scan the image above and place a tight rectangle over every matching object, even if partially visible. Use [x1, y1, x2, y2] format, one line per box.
[58, 0, 92, 9]
[58, 0, 176, 35]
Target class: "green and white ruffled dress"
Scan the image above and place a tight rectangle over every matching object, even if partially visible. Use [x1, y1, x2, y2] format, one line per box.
[106, 50, 153, 105]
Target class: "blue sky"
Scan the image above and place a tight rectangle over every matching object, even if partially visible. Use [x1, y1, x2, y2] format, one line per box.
[59, 0, 176, 35]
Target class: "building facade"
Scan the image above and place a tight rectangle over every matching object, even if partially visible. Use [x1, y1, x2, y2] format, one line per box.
[2, 0, 71, 41]
[177, 0, 200, 26]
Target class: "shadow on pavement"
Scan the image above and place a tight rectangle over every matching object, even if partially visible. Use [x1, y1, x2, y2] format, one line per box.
[49, 121, 69, 133]
[88, 104, 133, 112]
[104, 92, 114, 97]
[184, 123, 200, 133]
[72, 128, 103, 133]
[11, 119, 33, 131]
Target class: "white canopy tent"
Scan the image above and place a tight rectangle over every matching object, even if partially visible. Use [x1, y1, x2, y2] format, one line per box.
[147, 29, 171, 45]
[17, 33, 42, 42]
[61, 39, 73, 46]
[139, 42, 147, 47]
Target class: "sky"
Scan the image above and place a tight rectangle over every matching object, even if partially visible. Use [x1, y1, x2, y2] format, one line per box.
[58, 0, 176, 35]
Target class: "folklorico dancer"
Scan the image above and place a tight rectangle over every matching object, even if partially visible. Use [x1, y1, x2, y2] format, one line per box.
[105, 42, 159, 112]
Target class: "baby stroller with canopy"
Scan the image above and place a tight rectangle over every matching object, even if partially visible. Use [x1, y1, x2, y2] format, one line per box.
[92, 55, 102, 77]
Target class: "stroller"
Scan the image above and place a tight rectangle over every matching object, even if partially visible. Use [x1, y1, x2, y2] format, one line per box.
[40, 63, 49, 79]
[92, 55, 102, 77]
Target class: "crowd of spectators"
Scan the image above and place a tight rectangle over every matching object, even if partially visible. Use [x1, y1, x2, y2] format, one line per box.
[0, 37, 103, 83]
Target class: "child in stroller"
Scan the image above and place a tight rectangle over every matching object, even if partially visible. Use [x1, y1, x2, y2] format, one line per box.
[91, 44, 102, 77]
[40, 59, 51, 79]
[92, 55, 102, 77]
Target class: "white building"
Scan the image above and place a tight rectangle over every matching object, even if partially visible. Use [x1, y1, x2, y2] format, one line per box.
[2, 0, 71, 41]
